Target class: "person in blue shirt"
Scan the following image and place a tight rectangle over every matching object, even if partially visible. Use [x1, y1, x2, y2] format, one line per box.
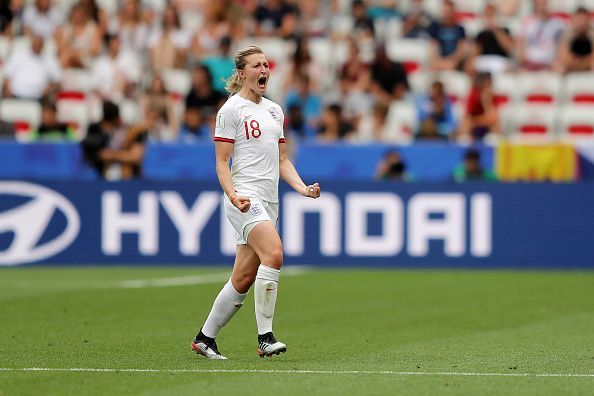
[285, 74, 322, 132]
[428, 0, 467, 71]
[202, 36, 235, 95]
[415, 81, 457, 138]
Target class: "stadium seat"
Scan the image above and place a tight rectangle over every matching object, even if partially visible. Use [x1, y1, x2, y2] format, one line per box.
[0, 99, 42, 140]
[162, 68, 191, 100]
[547, 0, 577, 20]
[408, 71, 433, 94]
[492, 72, 518, 107]
[562, 72, 594, 104]
[385, 101, 417, 141]
[307, 37, 349, 91]
[60, 68, 94, 99]
[439, 70, 470, 103]
[330, 15, 354, 37]
[385, 38, 430, 74]
[119, 99, 142, 126]
[374, 18, 402, 42]
[96, 0, 118, 16]
[516, 72, 561, 104]
[507, 104, 556, 138]
[142, 0, 167, 13]
[453, 0, 486, 21]
[56, 98, 89, 139]
[557, 105, 594, 138]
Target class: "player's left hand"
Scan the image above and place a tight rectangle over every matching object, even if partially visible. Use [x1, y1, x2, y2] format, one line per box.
[303, 182, 320, 199]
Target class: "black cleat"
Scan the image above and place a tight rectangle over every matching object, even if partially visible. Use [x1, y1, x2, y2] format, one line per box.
[257, 332, 287, 358]
[191, 330, 227, 360]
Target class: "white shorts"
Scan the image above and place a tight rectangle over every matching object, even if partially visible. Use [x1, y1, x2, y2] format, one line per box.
[223, 194, 279, 245]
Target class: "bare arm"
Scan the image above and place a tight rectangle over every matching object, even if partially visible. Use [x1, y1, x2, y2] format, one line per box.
[279, 141, 320, 198]
[215, 140, 251, 212]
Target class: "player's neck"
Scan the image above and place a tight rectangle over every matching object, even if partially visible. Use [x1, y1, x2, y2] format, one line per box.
[239, 88, 262, 104]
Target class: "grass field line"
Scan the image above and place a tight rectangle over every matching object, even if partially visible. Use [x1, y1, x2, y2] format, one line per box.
[117, 265, 312, 289]
[0, 367, 593, 378]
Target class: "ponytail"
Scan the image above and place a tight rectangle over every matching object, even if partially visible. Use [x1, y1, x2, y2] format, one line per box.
[225, 71, 243, 95]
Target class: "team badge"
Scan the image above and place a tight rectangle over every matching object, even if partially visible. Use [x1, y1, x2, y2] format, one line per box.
[250, 204, 263, 216]
[268, 108, 282, 125]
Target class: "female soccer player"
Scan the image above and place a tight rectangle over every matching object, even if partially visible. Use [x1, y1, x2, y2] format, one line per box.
[191, 46, 321, 360]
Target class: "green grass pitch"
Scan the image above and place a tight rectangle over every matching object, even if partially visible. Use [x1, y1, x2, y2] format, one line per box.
[0, 267, 593, 395]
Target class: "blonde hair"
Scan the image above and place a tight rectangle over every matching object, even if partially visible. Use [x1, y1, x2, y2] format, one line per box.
[225, 46, 265, 95]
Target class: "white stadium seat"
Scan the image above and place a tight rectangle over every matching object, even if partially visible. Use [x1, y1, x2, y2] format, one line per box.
[439, 71, 471, 103]
[507, 104, 556, 138]
[57, 99, 89, 139]
[557, 104, 594, 139]
[385, 38, 430, 74]
[562, 72, 594, 104]
[162, 68, 191, 97]
[516, 72, 561, 104]
[385, 101, 417, 142]
[119, 99, 142, 126]
[0, 99, 42, 140]
[493, 72, 518, 107]
[61, 68, 94, 96]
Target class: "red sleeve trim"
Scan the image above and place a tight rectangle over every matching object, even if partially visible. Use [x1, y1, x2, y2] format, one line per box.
[214, 137, 235, 143]
[279, 138, 286, 143]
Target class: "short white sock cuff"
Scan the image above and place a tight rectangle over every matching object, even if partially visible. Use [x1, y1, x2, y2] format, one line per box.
[256, 265, 280, 282]
[222, 280, 247, 305]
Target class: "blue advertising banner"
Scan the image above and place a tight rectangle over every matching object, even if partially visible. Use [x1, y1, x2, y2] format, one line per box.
[0, 180, 592, 268]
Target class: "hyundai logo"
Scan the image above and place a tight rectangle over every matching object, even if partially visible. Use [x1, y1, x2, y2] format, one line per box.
[0, 182, 80, 265]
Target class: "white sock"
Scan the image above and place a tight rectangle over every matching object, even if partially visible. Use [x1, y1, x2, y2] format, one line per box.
[254, 265, 280, 335]
[201, 280, 247, 339]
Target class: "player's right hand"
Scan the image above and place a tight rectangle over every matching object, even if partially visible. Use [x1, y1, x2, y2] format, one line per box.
[231, 195, 251, 213]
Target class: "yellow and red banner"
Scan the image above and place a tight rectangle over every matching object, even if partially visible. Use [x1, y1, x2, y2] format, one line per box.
[496, 143, 578, 182]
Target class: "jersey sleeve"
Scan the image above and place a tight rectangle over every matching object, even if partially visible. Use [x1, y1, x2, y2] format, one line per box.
[214, 108, 237, 143]
[278, 105, 286, 143]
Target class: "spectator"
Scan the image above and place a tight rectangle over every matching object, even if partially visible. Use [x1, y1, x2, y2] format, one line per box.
[375, 150, 410, 181]
[297, 0, 328, 37]
[189, 2, 232, 59]
[285, 74, 323, 131]
[367, 0, 399, 20]
[351, 0, 374, 39]
[81, 101, 127, 179]
[0, 120, 15, 139]
[108, 0, 149, 55]
[185, 64, 225, 127]
[177, 105, 210, 143]
[91, 34, 142, 101]
[139, 75, 176, 135]
[416, 118, 448, 141]
[415, 81, 457, 138]
[340, 37, 371, 91]
[79, 0, 108, 36]
[147, 3, 191, 73]
[0, 0, 13, 36]
[453, 149, 496, 182]
[369, 44, 409, 103]
[467, 2, 515, 74]
[401, 0, 435, 39]
[202, 36, 236, 95]
[55, 3, 102, 68]
[31, 100, 75, 141]
[353, 101, 398, 143]
[137, 103, 172, 142]
[22, 0, 63, 39]
[493, 0, 520, 16]
[2, 35, 62, 100]
[324, 74, 374, 126]
[460, 72, 498, 141]
[559, 7, 594, 73]
[517, 0, 565, 71]
[286, 103, 317, 141]
[428, 0, 467, 71]
[283, 36, 324, 94]
[317, 104, 353, 141]
[253, 0, 296, 37]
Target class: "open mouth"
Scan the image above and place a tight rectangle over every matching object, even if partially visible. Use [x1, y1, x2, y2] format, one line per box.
[258, 76, 267, 89]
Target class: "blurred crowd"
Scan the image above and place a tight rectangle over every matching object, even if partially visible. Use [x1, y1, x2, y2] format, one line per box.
[0, 0, 593, 177]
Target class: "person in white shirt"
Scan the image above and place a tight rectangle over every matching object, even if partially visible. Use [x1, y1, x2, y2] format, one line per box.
[2, 35, 62, 100]
[22, 0, 63, 39]
[191, 45, 320, 360]
[91, 34, 141, 102]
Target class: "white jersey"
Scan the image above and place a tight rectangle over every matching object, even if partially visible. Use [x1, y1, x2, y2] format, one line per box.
[214, 94, 285, 203]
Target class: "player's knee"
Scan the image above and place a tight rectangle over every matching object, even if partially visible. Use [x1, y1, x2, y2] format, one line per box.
[265, 247, 283, 268]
